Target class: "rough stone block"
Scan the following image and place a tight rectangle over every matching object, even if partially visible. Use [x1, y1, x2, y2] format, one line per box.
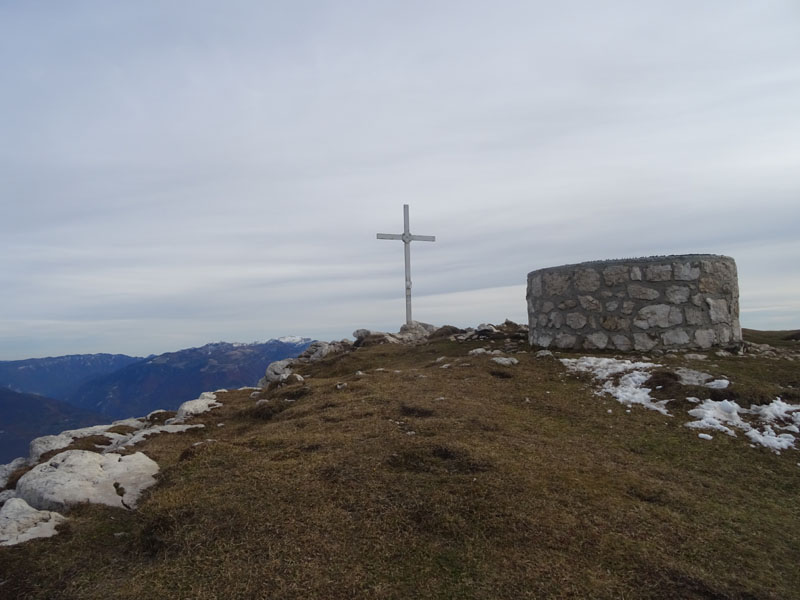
[543, 271, 570, 296]
[668, 306, 683, 326]
[554, 334, 577, 349]
[634, 304, 671, 329]
[716, 325, 732, 344]
[612, 335, 632, 351]
[601, 316, 629, 331]
[584, 332, 609, 350]
[661, 328, 690, 346]
[605, 300, 619, 312]
[694, 329, 716, 349]
[578, 295, 602, 312]
[548, 312, 564, 329]
[646, 265, 672, 281]
[666, 286, 690, 304]
[566, 313, 587, 330]
[603, 265, 629, 286]
[634, 333, 658, 351]
[706, 298, 729, 324]
[622, 301, 635, 315]
[541, 301, 554, 313]
[630, 266, 642, 281]
[685, 306, 703, 326]
[628, 285, 660, 300]
[673, 262, 700, 280]
[575, 269, 600, 292]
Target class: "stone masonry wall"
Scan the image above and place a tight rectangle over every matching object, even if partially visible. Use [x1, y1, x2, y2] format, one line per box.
[527, 255, 741, 352]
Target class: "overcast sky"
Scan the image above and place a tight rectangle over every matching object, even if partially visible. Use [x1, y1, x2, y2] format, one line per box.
[1, 1, 799, 360]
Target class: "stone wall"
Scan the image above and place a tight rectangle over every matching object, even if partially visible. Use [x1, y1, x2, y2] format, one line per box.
[526, 255, 741, 352]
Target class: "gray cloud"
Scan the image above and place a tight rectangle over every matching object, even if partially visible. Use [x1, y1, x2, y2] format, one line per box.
[1, 1, 799, 358]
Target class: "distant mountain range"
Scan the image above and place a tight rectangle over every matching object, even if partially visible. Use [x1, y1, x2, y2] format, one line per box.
[0, 354, 143, 400]
[66, 339, 313, 419]
[0, 387, 107, 464]
[0, 338, 313, 463]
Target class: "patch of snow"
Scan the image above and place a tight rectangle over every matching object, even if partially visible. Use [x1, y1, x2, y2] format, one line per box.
[684, 354, 708, 360]
[698, 433, 713, 441]
[685, 400, 745, 436]
[16, 450, 159, 512]
[561, 357, 660, 380]
[277, 336, 307, 344]
[167, 392, 222, 424]
[684, 397, 800, 452]
[0, 498, 67, 546]
[600, 371, 671, 415]
[535, 350, 553, 358]
[492, 357, 519, 367]
[745, 427, 795, 451]
[561, 357, 668, 415]
[706, 379, 730, 389]
[748, 398, 800, 425]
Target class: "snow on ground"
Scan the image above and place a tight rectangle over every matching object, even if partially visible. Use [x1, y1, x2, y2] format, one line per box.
[15, 450, 159, 512]
[0, 497, 67, 546]
[685, 397, 800, 452]
[685, 400, 748, 436]
[561, 356, 800, 453]
[560, 357, 669, 414]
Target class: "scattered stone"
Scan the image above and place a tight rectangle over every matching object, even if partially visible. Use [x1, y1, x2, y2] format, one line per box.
[169, 392, 222, 424]
[491, 357, 519, 367]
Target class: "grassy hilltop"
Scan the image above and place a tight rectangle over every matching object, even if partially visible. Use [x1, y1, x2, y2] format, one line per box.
[1, 328, 799, 599]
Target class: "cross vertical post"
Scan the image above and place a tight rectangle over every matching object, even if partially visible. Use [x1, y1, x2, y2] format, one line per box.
[377, 204, 436, 325]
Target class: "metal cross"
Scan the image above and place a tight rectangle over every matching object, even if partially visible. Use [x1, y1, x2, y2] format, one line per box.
[377, 204, 436, 325]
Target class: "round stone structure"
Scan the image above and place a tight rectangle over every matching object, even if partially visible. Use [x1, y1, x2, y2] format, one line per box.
[527, 254, 741, 352]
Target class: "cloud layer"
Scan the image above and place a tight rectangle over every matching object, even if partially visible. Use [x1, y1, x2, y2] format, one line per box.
[1, 1, 799, 358]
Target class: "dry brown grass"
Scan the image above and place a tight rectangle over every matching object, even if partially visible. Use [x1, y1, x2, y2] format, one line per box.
[1, 333, 799, 599]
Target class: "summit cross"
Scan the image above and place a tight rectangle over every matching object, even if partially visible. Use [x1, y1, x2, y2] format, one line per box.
[377, 204, 436, 325]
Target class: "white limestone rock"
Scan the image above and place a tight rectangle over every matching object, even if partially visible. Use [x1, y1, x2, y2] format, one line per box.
[0, 457, 29, 489]
[491, 357, 519, 367]
[259, 359, 295, 387]
[0, 498, 67, 546]
[706, 298, 730, 324]
[168, 392, 221, 424]
[16, 450, 159, 512]
[28, 420, 146, 463]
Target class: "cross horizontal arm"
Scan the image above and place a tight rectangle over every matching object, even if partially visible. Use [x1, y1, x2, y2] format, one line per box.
[376, 233, 403, 240]
[410, 235, 435, 242]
